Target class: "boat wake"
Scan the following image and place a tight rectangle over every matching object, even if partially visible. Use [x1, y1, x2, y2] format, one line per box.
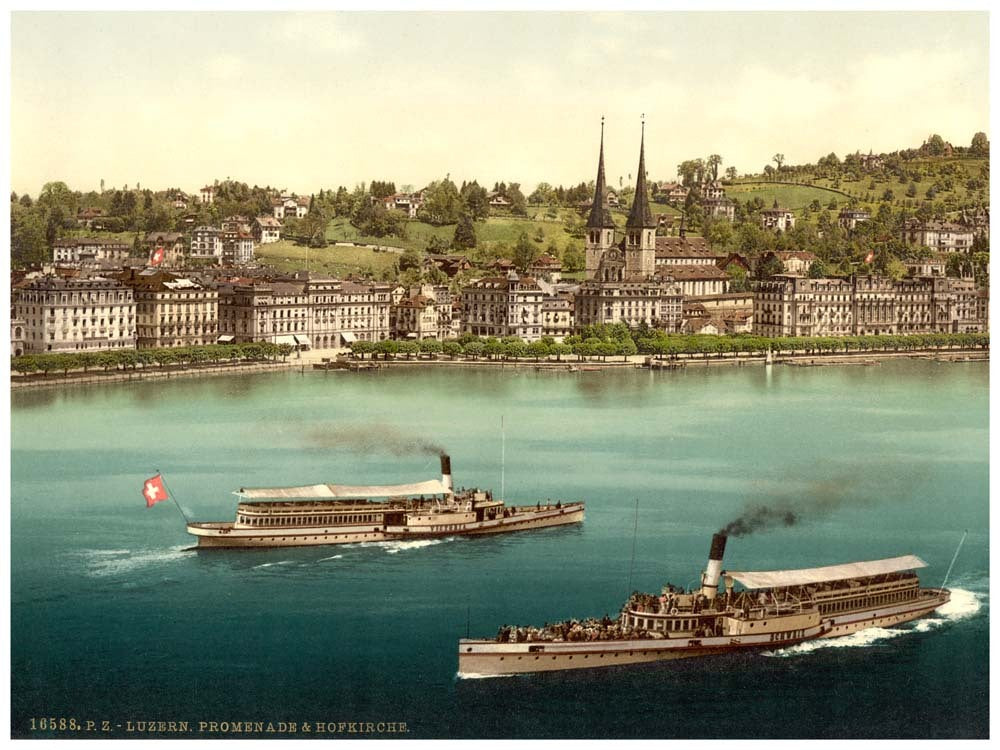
[764, 587, 983, 658]
[455, 672, 519, 680]
[72, 546, 193, 577]
[345, 537, 455, 555]
[318, 554, 344, 562]
[251, 560, 295, 569]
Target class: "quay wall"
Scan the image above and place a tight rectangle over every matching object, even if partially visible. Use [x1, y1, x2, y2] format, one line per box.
[9, 347, 987, 391]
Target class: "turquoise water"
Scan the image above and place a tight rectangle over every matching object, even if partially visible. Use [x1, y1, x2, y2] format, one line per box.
[10, 362, 989, 738]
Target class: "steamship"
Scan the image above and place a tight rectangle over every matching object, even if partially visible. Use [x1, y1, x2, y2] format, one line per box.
[458, 532, 950, 676]
[186, 455, 584, 548]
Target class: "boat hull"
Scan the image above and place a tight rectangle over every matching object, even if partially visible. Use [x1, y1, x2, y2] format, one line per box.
[188, 504, 584, 548]
[457, 589, 949, 676]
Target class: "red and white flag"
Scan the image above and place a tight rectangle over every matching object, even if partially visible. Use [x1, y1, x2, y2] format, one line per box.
[864, 251, 875, 264]
[143, 474, 169, 508]
[150, 245, 165, 267]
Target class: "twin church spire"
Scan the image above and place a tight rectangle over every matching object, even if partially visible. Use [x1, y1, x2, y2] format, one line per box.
[586, 116, 656, 230]
[584, 116, 657, 283]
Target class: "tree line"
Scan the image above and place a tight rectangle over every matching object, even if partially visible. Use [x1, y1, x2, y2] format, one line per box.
[11, 342, 296, 376]
[348, 325, 987, 362]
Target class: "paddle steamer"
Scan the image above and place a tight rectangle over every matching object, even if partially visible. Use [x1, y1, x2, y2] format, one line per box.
[186, 455, 584, 548]
[458, 532, 949, 675]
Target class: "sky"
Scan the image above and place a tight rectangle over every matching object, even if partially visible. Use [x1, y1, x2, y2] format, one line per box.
[9, 11, 990, 198]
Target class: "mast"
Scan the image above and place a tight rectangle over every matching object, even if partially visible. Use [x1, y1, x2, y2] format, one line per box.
[500, 415, 505, 503]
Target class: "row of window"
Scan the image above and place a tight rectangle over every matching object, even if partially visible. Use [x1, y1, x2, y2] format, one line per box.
[237, 513, 382, 527]
[817, 588, 915, 614]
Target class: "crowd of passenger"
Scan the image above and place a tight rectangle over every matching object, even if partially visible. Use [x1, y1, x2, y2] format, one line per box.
[494, 616, 660, 643]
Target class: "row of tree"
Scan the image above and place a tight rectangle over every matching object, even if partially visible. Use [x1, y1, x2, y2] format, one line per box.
[11, 343, 295, 376]
[349, 327, 987, 362]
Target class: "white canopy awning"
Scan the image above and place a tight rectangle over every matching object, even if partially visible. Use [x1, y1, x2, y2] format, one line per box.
[217, 335, 235, 343]
[273, 335, 297, 345]
[294, 335, 312, 347]
[726, 555, 927, 590]
[341, 331, 357, 343]
[238, 478, 451, 500]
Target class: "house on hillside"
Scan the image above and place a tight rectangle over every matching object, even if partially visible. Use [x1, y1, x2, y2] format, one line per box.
[760, 202, 796, 232]
[838, 208, 871, 231]
[253, 216, 282, 244]
[272, 195, 310, 220]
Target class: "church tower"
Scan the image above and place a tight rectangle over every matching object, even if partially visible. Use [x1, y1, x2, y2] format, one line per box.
[585, 118, 617, 280]
[624, 118, 657, 281]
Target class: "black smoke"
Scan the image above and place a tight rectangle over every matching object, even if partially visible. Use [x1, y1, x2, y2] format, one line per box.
[718, 476, 884, 538]
[721, 504, 799, 537]
[306, 423, 446, 457]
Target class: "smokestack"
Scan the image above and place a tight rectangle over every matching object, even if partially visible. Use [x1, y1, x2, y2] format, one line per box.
[700, 533, 727, 600]
[440, 454, 453, 494]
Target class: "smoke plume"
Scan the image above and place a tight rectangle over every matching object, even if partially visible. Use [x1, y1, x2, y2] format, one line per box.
[719, 477, 880, 538]
[306, 423, 446, 458]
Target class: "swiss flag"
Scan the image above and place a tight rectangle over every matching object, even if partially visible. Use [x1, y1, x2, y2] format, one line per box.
[143, 474, 169, 508]
[150, 245, 165, 267]
[864, 251, 875, 264]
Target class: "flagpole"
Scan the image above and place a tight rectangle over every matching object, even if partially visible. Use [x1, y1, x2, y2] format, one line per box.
[157, 471, 190, 525]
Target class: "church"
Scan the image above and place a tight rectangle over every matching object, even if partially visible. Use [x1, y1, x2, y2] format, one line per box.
[574, 121, 683, 332]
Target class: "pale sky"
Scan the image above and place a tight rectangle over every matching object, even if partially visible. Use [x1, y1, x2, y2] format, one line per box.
[9, 11, 990, 197]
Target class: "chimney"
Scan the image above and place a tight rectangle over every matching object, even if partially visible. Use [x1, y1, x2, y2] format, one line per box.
[440, 454, 453, 494]
[700, 533, 728, 600]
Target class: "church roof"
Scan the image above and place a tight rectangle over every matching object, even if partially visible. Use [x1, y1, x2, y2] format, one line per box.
[626, 122, 656, 230]
[587, 122, 616, 230]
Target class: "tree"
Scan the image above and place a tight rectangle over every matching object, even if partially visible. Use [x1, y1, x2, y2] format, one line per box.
[755, 255, 785, 279]
[773, 153, 785, 171]
[807, 259, 828, 278]
[10, 209, 45, 268]
[452, 212, 477, 250]
[923, 134, 946, 156]
[677, 160, 701, 187]
[707, 154, 723, 181]
[399, 248, 422, 271]
[562, 243, 585, 272]
[970, 131, 990, 157]
[418, 178, 462, 225]
[512, 232, 540, 273]
[725, 166, 737, 181]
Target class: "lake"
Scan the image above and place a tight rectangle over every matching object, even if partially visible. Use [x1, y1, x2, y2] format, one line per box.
[10, 360, 989, 738]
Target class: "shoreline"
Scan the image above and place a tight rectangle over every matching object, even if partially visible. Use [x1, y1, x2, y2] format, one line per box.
[9, 347, 988, 391]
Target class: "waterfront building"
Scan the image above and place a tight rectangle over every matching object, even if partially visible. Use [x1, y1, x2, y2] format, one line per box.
[216, 277, 391, 348]
[541, 292, 575, 341]
[116, 268, 218, 348]
[52, 238, 131, 264]
[13, 275, 136, 353]
[574, 279, 683, 332]
[190, 226, 223, 260]
[392, 284, 453, 341]
[904, 219, 975, 253]
[11, 318, 25, 357]
[753, 274, 985, 337]
[461, 271, 544, 342]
